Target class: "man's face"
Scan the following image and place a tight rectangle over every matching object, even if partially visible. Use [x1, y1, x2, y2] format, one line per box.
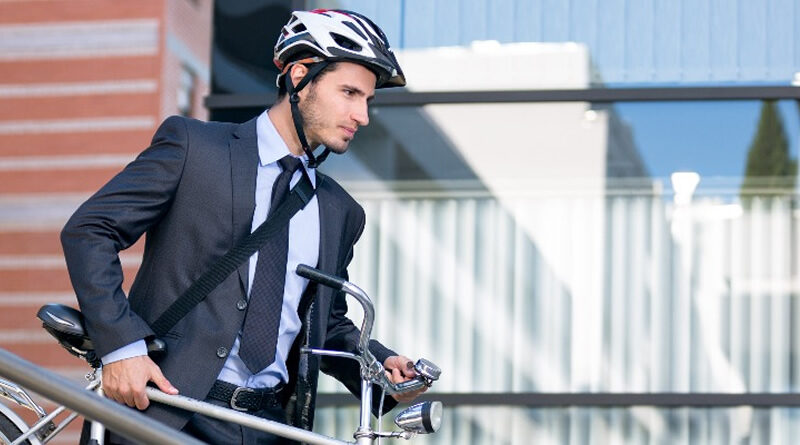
[298, 62, 377, 154]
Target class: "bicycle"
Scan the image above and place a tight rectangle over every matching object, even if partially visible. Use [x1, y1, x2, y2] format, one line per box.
[0, 264, 442, 445]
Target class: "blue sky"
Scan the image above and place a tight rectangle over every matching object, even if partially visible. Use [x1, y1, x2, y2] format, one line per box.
[614, 100, 800, 186]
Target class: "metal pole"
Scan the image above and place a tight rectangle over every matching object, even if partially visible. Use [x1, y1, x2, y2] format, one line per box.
[0, 349, 205, 445]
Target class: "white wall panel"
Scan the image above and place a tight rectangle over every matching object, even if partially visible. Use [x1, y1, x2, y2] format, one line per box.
[314, 185, 800, 443]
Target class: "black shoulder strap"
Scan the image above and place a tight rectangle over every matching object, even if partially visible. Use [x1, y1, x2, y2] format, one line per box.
[150, 172, 316, 337]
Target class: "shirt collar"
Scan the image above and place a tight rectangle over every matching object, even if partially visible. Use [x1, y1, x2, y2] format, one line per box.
[255, 110, 311, 169]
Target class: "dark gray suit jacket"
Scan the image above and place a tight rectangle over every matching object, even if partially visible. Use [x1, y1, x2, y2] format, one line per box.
[61, 115, 397, 433]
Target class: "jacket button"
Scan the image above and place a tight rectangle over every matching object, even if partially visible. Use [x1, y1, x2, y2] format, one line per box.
[216, 347, 228, 358]
[236, 299, 247, 311]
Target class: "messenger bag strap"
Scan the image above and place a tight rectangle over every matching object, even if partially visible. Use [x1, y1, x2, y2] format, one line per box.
[150, 171, 316, 337]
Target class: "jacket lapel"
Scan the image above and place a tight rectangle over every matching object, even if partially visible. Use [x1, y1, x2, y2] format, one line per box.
[315, 177, 341, 274]
[290, 175, 348, 429]
[230, 117, 259, 291]
[311, 175, 343, 339]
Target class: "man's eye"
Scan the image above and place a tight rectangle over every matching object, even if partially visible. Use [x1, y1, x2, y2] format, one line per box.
[343, 89, 353, 96]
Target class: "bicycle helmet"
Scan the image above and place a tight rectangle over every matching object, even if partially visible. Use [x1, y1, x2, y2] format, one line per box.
[273, 9, 405, 167]
[275, 9, 405, 89]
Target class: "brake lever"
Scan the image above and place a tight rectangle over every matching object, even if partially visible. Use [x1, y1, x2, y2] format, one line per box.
[389, 358, 442, 393]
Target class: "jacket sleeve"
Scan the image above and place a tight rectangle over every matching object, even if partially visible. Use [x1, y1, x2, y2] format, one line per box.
[61, 116, 189, 358]
[319, 205, 400, 415]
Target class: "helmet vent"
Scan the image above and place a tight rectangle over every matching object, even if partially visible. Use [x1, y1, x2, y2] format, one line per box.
[292, 23, 307, 33]
[342, 21, 367, 40]
[330, 33, 361, 52]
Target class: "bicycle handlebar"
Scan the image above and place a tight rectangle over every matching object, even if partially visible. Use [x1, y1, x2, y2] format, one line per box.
[296, 264, 374, 358]
[295, 265, 437, 395]
[296, 264, 347, 291]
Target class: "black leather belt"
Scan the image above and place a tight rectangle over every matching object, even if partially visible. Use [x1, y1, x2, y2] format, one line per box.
[207, 380, 285, 412]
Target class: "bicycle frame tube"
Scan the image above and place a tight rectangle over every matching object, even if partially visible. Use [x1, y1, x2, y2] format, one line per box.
[90, 384, 105, 445]
[354, 381, 374, 445]
[146, 388, 352, 445]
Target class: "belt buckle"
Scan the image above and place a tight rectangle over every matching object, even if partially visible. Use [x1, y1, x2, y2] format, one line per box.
[231, 386, 256, 412]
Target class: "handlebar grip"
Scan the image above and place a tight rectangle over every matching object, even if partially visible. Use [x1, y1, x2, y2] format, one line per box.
[296, 264, 346, 291]
[393, 378, 427, 393]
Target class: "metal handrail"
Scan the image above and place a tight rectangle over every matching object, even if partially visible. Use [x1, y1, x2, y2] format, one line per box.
[318, 391, 800, 408]
[0, 348, 205, 445]
[205, 85, 800, 110]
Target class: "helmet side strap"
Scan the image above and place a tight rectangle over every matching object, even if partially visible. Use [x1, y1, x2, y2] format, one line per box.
[286, 62, 331, 168]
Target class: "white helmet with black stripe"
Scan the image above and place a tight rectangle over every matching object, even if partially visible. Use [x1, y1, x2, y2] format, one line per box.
[274, 9, 405, 89]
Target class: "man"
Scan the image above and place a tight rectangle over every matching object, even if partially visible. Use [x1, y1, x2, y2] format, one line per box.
[61, 9, 425, 444]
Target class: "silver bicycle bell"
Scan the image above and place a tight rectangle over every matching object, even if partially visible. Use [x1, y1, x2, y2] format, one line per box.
[412, 358, 441, 386]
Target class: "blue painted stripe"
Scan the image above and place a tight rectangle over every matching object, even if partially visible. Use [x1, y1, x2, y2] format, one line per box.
[315, 0, 800, 84]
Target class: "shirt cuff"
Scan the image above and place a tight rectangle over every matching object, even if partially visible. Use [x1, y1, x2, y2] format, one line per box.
[101, 339, 148, 365]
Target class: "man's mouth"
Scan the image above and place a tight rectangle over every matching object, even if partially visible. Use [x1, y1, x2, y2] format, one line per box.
[341, 126, 356, 138]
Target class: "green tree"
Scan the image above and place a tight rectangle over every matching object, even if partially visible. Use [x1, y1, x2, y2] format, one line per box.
[740, 101, 797, 200]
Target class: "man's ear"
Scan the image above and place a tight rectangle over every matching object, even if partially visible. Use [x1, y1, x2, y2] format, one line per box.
[289, 64, 309, 91]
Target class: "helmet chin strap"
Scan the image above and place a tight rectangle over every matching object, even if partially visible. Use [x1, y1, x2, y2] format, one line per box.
[285, 62, 331, 168]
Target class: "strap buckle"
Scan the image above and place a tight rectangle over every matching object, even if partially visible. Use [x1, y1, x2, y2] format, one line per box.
[230, 386, 256, 412]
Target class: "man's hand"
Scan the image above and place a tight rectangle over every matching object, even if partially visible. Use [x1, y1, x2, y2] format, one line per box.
[102, 355, 178, 410]
[383, 355, 428, 403]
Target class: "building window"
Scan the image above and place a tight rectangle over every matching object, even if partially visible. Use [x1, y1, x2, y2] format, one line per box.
[177, 66, 196, 117]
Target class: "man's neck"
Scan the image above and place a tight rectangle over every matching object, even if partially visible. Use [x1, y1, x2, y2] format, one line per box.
[267, 102, 307, 157]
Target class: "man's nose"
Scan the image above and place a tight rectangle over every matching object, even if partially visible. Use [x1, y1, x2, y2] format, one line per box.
[352, 102, 369, 126]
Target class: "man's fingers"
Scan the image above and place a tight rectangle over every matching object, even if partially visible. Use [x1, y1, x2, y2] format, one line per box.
[110, 381, 144, 409]
[132, 387, 150, 410]
[101, 356, 176, 411]
[384, 356, 417, 380]
[392, 366, 404, 382]
[384, 355, 431, 403]
[117, 384, 139, 409]
[102, 376, 133, 407]
[150, 367, 179, 395]
[397, 357, 417, 377]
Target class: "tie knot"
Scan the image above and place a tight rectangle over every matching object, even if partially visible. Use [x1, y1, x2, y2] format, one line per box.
[278, 155, 303, 174]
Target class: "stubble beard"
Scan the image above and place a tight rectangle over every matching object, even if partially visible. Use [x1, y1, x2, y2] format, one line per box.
[299, 87, 350, 155]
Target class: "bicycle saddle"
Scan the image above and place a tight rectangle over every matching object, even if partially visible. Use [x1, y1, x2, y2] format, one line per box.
[38, 303, 93, 350]
[37, 304, 167, 368]
[37, 303, 100, 367]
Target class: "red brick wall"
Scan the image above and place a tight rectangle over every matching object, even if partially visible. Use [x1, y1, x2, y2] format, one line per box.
[0, 1, 210, 442]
